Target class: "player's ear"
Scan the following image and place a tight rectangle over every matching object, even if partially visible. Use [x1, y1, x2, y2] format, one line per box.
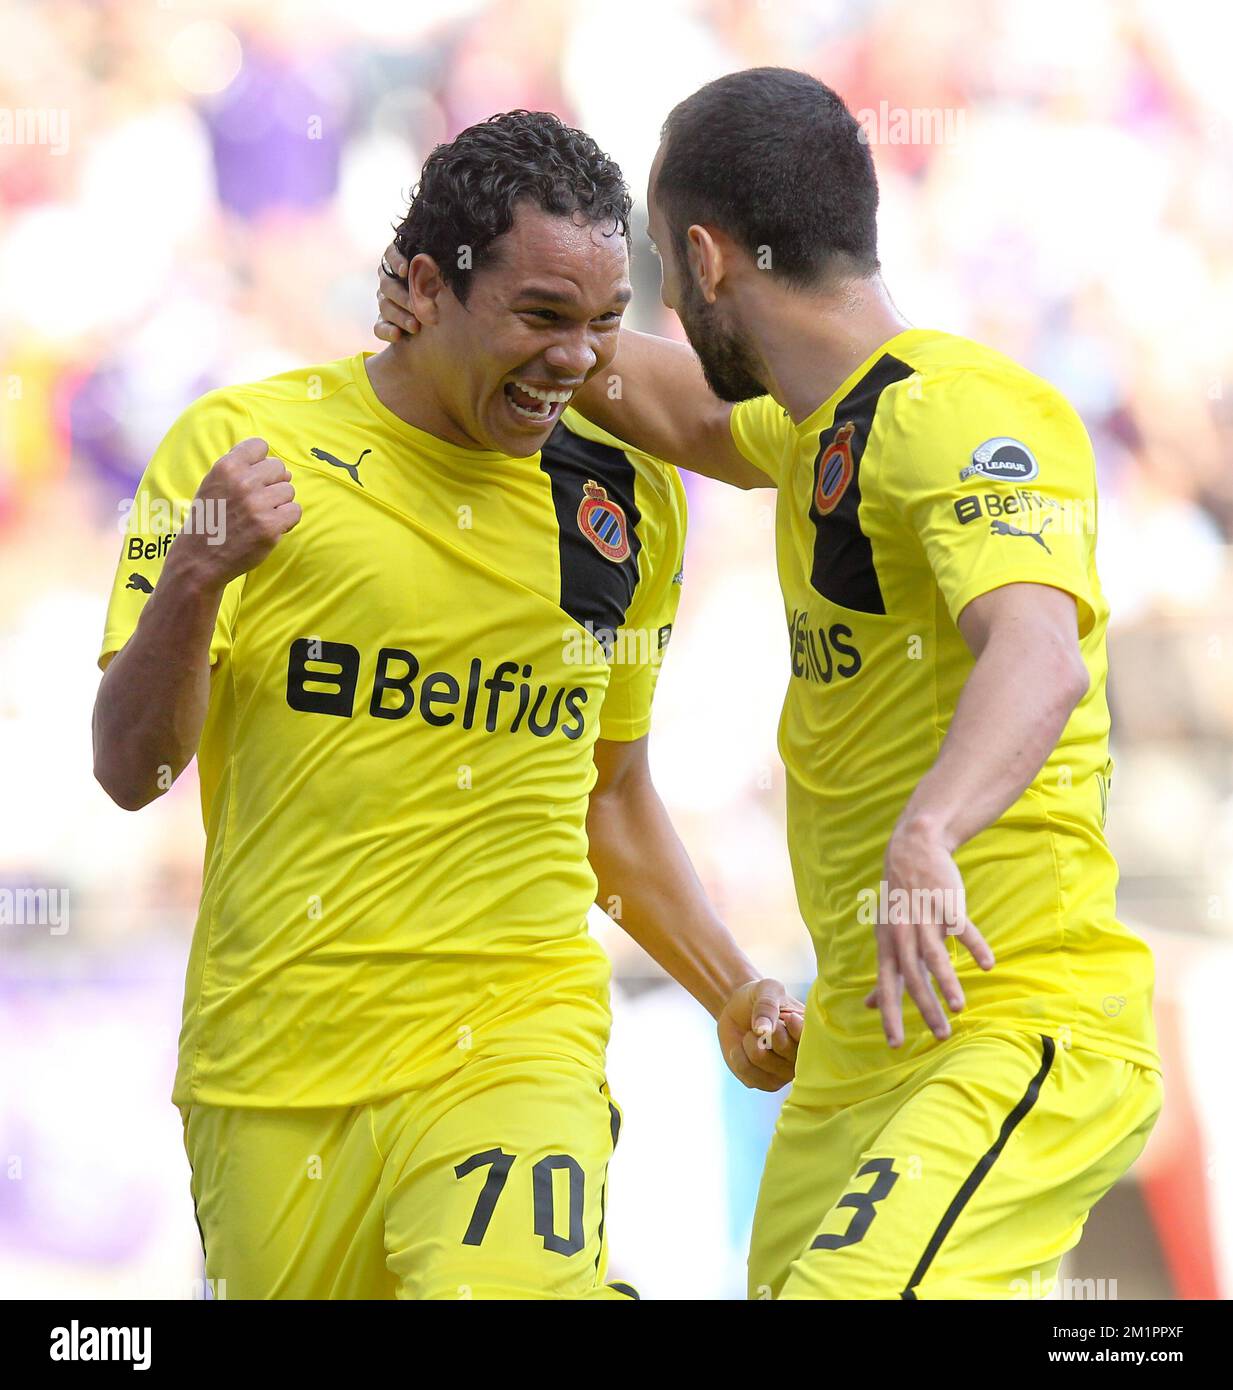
[407, 253, 448, 326]
[687, 224, 725, 304]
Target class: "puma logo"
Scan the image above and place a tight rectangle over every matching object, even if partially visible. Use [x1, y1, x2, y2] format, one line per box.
[125, 573, 154, 594]
[310, 446, 370, 487]
[990, 516, 1052, 554]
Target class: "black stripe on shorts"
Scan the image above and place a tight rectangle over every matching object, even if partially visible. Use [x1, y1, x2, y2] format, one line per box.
[899, 1034, 1057, 1299]
[595, 1090, 621, 1273]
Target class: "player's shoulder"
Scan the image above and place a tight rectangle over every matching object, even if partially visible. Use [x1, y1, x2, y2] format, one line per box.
[556, 409, 686, 525]
[886, 329, 1082, 425]
[878, 331, 1093, 491]
[193, 355, 361, 421]
[167, 356, 361, 440]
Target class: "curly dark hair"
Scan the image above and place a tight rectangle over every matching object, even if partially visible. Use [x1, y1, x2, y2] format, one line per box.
[392, 111, 632, 302]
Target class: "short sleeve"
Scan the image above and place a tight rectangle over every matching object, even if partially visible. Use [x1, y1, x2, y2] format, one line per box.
[729, 394, 792, 486]
[885, 368, 1100, 637]
[598, 459, 687, 742]
[98, 390, 252, 669]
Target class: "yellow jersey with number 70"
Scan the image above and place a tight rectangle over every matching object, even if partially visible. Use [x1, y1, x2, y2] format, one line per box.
[99, 353, 686, 1109]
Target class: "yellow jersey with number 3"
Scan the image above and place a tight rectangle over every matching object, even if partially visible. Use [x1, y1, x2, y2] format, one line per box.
[730, 328, 1158, 1102]
[99, 353, 685, 1108]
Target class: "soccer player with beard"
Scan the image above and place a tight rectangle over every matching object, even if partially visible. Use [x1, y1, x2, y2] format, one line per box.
[376, 67, 1164, 1302]
[94, 111, 802, 1301]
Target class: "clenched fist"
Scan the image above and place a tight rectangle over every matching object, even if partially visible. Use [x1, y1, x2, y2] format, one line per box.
[718, 979, 806, 1093]
[172, 438, 302, 588]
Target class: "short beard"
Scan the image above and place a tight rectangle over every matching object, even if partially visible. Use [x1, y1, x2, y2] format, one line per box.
[677, 274, 766, 403]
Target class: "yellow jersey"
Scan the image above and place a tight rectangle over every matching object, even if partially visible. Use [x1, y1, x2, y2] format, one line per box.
[100, 353, 686, 1108]
[730, 328, 1158, 1102]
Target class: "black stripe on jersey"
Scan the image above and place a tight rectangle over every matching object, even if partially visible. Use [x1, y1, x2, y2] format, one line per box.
[540, 422, 642, 638]
[899, 1034, 1057, 1300]
[808, 352, 914, 614]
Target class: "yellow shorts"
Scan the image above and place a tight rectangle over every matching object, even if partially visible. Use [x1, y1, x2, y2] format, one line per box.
[749, 1029, 1162, 1300]
[182, 1053, 635, 1300]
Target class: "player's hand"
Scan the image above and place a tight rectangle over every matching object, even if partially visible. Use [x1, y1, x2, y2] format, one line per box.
[374, 243, 420, 343]
[718, 978, 806, 1092]
[169, 438, 301, 588]
[864, 818, 995, 1048]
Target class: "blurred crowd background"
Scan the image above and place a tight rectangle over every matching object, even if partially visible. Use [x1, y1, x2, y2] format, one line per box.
[2, 0, 1231, 1299]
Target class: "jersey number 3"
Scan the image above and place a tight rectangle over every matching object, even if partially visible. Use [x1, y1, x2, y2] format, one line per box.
[810, 1157, 899, 1251]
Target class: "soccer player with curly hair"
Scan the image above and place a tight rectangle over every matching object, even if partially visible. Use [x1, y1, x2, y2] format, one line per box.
[94, 112, 801, 1301]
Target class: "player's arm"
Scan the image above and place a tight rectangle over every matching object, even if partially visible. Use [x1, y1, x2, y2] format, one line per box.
[586, 734, 804, 1092]
[93, 438, 300, 810]
[373, 245, 769, 489]
[569, 328, 770, 488]
[868, 583, 1086, 1046]
[868, 369, 1101, 1045]
[910, 584, 1089, 845]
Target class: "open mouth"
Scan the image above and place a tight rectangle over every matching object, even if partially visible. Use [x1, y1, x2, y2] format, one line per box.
[503, 380, 574, 428]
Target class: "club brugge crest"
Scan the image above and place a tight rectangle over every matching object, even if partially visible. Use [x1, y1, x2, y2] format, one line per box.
[815, 421, 856, 516]
[577, 479, 630, 562]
